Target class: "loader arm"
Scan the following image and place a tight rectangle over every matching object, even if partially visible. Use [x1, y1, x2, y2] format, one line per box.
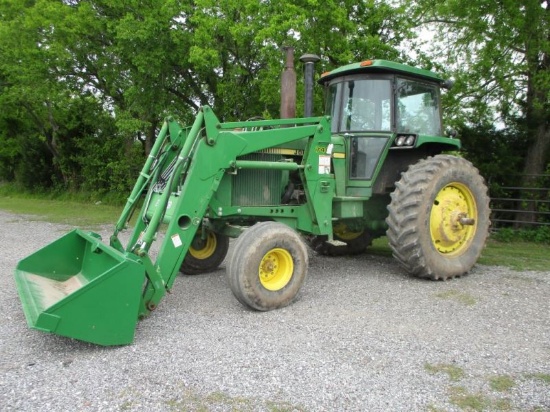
[126, 106, 334, 317]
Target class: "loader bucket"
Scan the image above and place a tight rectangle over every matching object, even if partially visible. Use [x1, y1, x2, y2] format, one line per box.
[14, 229, 145, 346]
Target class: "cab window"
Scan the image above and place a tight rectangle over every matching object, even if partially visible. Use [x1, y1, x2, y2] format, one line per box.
[396, 79, 442, 136]
[326, 79, 392, 133]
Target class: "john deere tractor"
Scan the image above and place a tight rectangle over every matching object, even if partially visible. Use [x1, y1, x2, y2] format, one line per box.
[14, 58, 490, 345]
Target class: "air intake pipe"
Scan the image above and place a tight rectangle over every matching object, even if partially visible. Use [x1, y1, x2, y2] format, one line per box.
[299, 53, 320, 117]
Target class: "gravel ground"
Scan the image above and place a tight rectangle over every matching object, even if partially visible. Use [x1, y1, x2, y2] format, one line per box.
[0, 210, 549, 412]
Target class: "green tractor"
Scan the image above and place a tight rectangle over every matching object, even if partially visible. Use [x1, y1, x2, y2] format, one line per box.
[14, 58, 490, 345]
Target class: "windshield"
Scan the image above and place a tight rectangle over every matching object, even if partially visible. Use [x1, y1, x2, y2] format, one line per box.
[325, 76, 443, 136]
[326, 79, 392, 133]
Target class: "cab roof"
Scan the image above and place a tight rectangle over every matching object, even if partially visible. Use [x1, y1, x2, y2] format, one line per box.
[318, 59, 445, 84]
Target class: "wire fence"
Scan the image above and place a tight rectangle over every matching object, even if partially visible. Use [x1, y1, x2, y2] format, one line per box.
[488, 174, 550, 229]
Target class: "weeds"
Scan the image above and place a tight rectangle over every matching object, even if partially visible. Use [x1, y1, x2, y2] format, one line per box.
[489, 375, 515, 392]
[425, 363, 465, 381]
[435, 290, 477, 306]
[448, 386, 492, 411]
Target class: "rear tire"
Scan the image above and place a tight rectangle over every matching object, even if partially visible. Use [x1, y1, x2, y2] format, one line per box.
[180, 230, 229, 275]
[386, 155, 490, 280]
[227, 222, 308, 311]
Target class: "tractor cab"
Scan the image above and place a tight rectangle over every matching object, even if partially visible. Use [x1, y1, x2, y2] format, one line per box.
[321, 60, 444, 136]
[319, 60, 457, 191]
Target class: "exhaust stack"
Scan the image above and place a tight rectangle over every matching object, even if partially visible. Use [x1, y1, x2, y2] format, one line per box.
[280, 47, 296, 119]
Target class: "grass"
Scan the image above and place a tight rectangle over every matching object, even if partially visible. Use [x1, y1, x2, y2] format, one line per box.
[369, 236, 394, 257]
[372, 233, 549, 272]
[489, 375, 515, 392]
[0, 194, 549, 272]
[165, 389, 307, 412]
[425, 363, 465, 382]
[478, 239, 550, 272]
[435, 289, 477, 306]
[372, 234, 549, 272]
[0, 194, 122, 228]
[424, 366, 549, 412]
[448, 386, 493, 412]
[526, 373, 550, 384]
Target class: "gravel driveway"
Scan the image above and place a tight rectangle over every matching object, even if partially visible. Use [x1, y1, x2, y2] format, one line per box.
[0, 210, 549, 411]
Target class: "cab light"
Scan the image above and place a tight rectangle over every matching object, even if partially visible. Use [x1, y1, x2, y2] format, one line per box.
[360, 60, 373, 67]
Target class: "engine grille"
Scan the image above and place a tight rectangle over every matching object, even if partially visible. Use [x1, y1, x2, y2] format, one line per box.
[232, 153, 284, 206]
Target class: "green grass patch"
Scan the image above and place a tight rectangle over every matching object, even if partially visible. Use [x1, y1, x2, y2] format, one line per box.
[448, 386, 514, 411]
[370, 236, 550, 272]
[489, 375, 515, 392]
[448, 386, 493, 411]
[368, 236, 394, 257]
[0, 195, 122, 227]
[165, 389, 307, 412]
[526, 373, 550, 384]
[426, 406, 447, 412]
[435, 289, 477, 306]
[425, 363, 465, 382]
[478, 239, 550, 271]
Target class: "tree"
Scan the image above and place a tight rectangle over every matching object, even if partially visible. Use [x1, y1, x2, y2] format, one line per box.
[0, 0, 414, 195]
[185, 0, 415, 118]
[412, 0, 550, 224]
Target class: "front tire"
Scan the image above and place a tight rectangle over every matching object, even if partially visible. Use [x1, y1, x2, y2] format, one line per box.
[180, 230, 229, 275]
[227, 222, 308, 311]
[386, 155, 490, 280]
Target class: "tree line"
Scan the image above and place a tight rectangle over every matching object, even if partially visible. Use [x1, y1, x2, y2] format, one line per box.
[0, 0, 548, 211]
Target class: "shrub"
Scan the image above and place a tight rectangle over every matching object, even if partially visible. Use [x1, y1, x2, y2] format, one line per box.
[493, 226, 550, 244]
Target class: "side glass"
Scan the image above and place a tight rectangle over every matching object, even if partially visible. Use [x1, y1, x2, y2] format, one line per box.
[350, 137, 389, 179]
[326, 83, 342, 133]
[396, 80, 442, 135]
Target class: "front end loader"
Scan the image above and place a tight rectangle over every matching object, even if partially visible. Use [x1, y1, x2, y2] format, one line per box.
[14, 59, 490, 345]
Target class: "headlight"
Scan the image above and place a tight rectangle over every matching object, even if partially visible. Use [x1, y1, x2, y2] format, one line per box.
[395, 136, 406, 146]
[405, 135, 415, 146]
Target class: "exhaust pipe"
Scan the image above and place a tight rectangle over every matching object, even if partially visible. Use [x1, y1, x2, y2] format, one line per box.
[300, 53, 320, 117]
[280, 46, 296, 119]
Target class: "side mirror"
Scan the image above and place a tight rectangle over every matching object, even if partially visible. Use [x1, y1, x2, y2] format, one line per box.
[442, 79, 455, 90]
[446, 127, 458, 138]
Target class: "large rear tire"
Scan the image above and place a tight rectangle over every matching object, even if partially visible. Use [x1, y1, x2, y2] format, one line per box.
[227, 222, 308, 311]
[386, 155, 490, 280]
[180, 230, 229, 275]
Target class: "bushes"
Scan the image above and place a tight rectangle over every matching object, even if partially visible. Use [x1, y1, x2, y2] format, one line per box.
[74, 133, 145, 203]
[0, 96, 148, 204]
[492, 226, 550, 244]
[14, 135, 55, 189]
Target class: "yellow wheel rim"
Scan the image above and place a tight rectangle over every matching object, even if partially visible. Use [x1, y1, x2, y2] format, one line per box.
[259, 248, 293, 291]
[430, 182, 477, 256]
[333, 222, 363, 241]
[189, 232, 217, 259]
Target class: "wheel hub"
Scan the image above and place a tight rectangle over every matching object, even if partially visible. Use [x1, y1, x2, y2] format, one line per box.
[259, 248, 293, 291]
[430, 182, 477, 256]
[189, 232, 217, 259]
